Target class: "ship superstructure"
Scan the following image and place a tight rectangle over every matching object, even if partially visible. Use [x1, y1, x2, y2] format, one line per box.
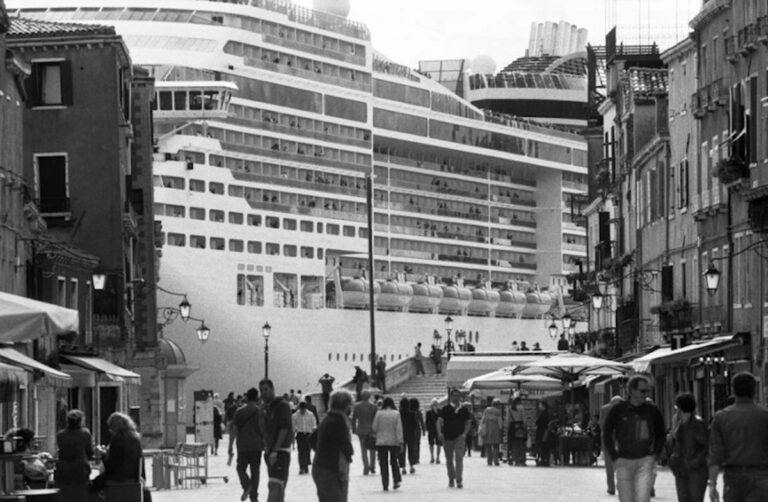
[11, 1, 588, 395]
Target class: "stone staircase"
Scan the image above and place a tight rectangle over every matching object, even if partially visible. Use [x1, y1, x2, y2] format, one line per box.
[385, 371, 448, 408]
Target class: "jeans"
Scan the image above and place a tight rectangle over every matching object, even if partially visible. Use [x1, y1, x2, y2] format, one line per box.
[356, 434, 376, 473]
[723, 469, 768, 502]
[296, 433, 312, 472]
[311, 464, 348, 502]
[236, 449, 262, 501]
[602, 440, 615, 493]
[443, 435, 466, 482]
[376, 446, 401, 489]
[614, 455, 655, 502]
[674, 467, 708, 502]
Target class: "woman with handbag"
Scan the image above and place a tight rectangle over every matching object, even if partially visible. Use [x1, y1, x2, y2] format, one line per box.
[507, 398, 527, 466]
[479, 399, 503, 466]
[371, 397, 403, 491]
[667, 392, 708, 502]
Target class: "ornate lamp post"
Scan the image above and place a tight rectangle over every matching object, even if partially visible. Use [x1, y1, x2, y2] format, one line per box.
[262, 322, 271, 380]
[444, 316, 454, 356]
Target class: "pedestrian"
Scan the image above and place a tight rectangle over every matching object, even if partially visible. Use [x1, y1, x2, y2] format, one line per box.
[352, 366, 368, 401]
[602, 374, 665, 502]
[507, 397, 527, 466]
[557, 333, 569, 351]
[708, 371, 768, 502]
[292, 401, 317, 475]
[55, 409, 93, 502]
[666, 392, 708, 502]
[519, 341, 530, 351]
[260, 379, 293, 502]
[95, 412, 144, 502]
[480, 399, 503, 466]
[600, 395, 623, 494]
[464, 401, 478, 457]
[408, 398, 425, 465]
[212, 403, 224, 455]
[535, 401, 552, 466]
[414, 342, 425, 376]
[304, 395, 319, 423]
[288, 389, 299, 411]
[425, 398, 443, 464]
[318, 373, 335, 413]
[312, 389, 354, 502]
[430, 343, 443, 374]
[228, 388, 264, 502]
[371, 397, 403, 491]
[375, 357, 387, 393]
[351, 390, 378, 475]
[437, 388, 472, 489]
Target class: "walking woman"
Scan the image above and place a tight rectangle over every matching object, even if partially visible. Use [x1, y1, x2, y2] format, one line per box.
[425, 398, 442, 464]
[408, 399, 425, 465]
[507, 398, 527, 466]
[96, 412, 144, 502]
[371, 397, 403, 491]
[479, 399, 503, 466]
[534, 401, 551, 466]
[398, 397, 411, 474]
[667, 392, 708, 502]
[55, 409, 93, 502]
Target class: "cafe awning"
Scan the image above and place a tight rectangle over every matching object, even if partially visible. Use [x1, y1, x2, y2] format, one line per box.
[0, 291, 78, 342]
[0, 361, 28, 402]
[0, 347, 71, 387]
[61, 355, 140, 383]
[631, 335, 743, 373]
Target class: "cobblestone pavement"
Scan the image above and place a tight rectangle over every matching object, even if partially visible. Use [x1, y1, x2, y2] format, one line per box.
[149, 436, 695, 502]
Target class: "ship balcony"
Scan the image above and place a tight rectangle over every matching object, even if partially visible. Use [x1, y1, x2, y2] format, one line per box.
[230, 170, 366, 199]
[152, 81, 238, 121]
[243, 57, 371, 93]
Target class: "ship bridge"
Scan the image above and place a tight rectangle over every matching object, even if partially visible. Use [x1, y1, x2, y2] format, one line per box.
[152, 81, 238, 122]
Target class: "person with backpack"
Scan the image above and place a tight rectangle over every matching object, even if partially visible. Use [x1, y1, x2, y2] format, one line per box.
[229, 388, 265, 502]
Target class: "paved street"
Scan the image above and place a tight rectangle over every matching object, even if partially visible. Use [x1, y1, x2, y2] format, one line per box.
[150, 436, 685, 502]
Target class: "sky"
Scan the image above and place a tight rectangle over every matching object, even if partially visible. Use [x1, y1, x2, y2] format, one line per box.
[298, 0, 702, 71]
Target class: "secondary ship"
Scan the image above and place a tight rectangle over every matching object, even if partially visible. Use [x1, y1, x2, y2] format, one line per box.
[10, 0, 589, 399]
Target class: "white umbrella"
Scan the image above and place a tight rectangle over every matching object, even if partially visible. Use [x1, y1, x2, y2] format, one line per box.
[0, 291, 79, 342]
[464, 367, 562, 391]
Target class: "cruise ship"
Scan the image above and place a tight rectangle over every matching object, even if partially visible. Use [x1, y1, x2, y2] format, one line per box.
[10, 0, 588, 398]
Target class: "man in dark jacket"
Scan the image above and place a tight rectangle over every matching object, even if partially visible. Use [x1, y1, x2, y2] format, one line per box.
[229, 388, 264, 502]
[260, 379, 293, 502]
[312, 390, 354, 501]
[603, 375, 665, 502]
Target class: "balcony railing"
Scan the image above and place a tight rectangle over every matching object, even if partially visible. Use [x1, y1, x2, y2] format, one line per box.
[708, 79, 727, 109]
[692, 88, 707, 118]
[738, 24, 758, 54]
[758, 15, 768, 42]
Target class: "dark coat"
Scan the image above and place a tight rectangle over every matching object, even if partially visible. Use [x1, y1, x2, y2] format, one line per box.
[55, 427, 93, 485]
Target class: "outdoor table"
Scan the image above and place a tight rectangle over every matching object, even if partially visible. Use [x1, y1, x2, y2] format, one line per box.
[11, 489, 58, 502]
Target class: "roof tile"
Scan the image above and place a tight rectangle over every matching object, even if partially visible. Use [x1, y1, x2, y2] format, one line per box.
[628, 67, 669, 95]
[8, 17, 115, 38]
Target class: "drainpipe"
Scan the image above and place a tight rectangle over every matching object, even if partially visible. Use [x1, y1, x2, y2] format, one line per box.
[726, 189, 733, 334]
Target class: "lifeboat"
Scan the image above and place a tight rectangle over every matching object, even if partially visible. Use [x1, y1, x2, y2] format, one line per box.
[496, 289, 527, 318]
[340, 277, 380, 309]
[468, 287, 500, 316]
[377, 280, 414, 311]
[439, 285, 472, 314]
[410, 282, 443, 312]
[522, 290, 554, 318]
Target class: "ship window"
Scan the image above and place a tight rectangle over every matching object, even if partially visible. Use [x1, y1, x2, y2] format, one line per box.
[324, 95, 367, 123]
[189, 207, 205, 220]
[165, 204, 185, 218]
[209, 209, 224, 222]
[174, 91, 187, 110]
[327, 224, 339, 235]
[283, 218, 296, 230]
[301, 276, 323, 309]
[274, 273, 298, 308]
[266, 216, 280, 229]
[317, 249, 324, 259]
[343, 226, 355, 237]
[167, 233, 185, 247]
[266, 243, 280, 255]
[300, 221, 313, 232]
[189, 91, 203, 110]
[358, 228, 369, 239]
[190, 235, 206, 249]
[158, 91, 172, 110]
[228, 212, 243, 224]
[237, 274, 264, 306]
[300, 247, 314, 259]
[189, 179, 205, 192]
[283, 245, 297, 257]
[317, 223, 323, 233]
[229, 239, 244, 252]
[247, 241, 262, 254]
[209, 182, 224, 194]
[247, 214, 262, 226]
[210, 237, 225, 250]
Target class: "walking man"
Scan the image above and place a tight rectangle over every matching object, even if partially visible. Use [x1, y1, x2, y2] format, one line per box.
[708, 371, 768, 502]
[260, 379, 293, 502]
[318, 373, 335, 413]
[600, 395, 623, 495]
[437, 388, 472, 489]
[352, 366, 368, 401]
[602, 375, 665, 502]
[291, 401, 316, 475]
[228, 388, 264, 502]
[414, 343, 425, 376]
[375, 357, 387, 393]
[351, 390, 378, 475]
[303, 395, 319, 423]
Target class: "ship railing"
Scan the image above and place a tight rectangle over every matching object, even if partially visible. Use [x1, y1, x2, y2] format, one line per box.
[243, 57, 371, 92]
[246, 0, 370, 40]
[230, 170, 366, 198]
[227, 116, 370, 149]
[261, 33, 367, 66]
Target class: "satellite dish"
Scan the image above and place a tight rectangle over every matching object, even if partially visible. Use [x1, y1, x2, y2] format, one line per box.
[471, 55, 497, 75]
[312, 0, 351, 17]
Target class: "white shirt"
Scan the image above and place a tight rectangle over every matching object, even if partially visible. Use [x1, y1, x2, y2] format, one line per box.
[292, 410, 317, 434]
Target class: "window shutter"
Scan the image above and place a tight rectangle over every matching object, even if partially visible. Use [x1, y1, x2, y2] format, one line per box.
[60, 60, 73, 106]
[661, 265, 674, 302]
[24, 65, 39, 107]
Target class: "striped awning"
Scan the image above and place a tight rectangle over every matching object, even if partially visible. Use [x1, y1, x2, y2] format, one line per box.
[0, 347, 71, 387]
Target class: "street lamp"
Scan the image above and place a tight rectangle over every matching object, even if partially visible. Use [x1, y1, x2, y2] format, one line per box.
[703, 262, 721, 296]
[591, 291, 604, 310]
[262, 322, 271, 380]
[196, 321, 210, 343]
[432, 329, 442, 347]
[548, 321, 559, 340]
[444, 316, 454, 355]
[561, 313, 573, 332]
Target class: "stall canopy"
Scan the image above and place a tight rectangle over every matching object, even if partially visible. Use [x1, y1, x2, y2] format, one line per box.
[60, 355, 140, 383]
[630, 335, 743, 373]
[0, 347, 72, 387]
[463, 368, 562, 391]
[0, 361, 27, 402]
[0, 292, 79, 342]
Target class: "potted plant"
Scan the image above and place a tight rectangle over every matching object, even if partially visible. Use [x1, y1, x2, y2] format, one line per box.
[713, 156, 749, 185]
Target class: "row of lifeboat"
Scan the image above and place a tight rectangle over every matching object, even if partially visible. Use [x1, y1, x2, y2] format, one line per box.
[338, 278, 554, 317]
